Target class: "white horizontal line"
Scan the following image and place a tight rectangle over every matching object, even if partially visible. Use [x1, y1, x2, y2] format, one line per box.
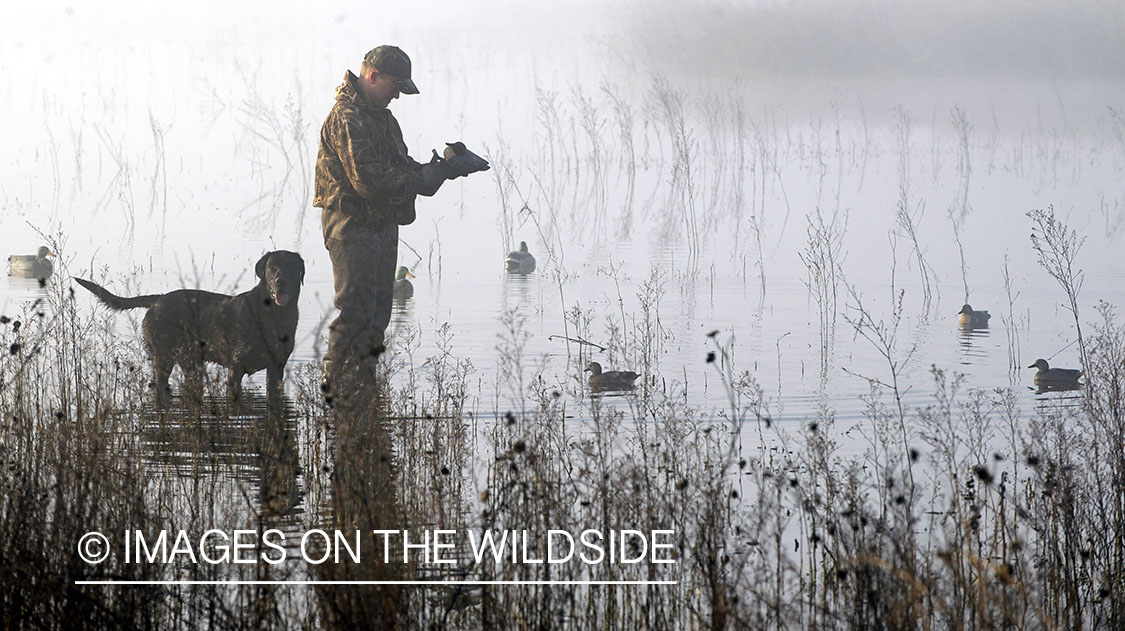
[76, 580, 678, 586]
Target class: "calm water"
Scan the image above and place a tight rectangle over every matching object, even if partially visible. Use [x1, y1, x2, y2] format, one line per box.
[2, 204, 1117, 426]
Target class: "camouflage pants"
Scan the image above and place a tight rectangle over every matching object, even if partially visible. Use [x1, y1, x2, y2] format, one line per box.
[325, 226, 399, 366]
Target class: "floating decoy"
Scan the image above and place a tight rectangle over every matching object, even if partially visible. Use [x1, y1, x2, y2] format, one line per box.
[505, 241, 536, 273]
[1028, 358, 1083, 387]
[585, 361, 639, 391]
[7, 245, 55, 279]
[957, 304, 991, 328]
[393, 266, 415, 299]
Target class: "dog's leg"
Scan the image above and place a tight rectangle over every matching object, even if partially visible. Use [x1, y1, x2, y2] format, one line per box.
[266, 365, 284, 422]
[152, 357, 174, 409]
[180, 356, 206, 410]
[227, 367, 244, 402]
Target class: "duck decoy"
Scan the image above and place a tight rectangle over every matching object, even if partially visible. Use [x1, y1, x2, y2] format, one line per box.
[505, 241, 536, 274]
[393, 266, 415, 300]
[1028, 358, 1083, 386]
[7, 245, 55, 279]
[957, 304, 991, 328]
[585, 361, 639, 391]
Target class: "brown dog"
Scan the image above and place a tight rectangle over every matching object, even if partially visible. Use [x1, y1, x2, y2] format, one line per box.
[75, 251, 304, 413]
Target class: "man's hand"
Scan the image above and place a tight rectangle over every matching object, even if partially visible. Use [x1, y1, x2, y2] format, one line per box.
[417, 142, 490, 196]
[418, 152, 447, 196]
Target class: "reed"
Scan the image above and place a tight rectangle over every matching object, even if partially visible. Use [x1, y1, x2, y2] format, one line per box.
[148, 111, 169, 234]
[651, 78, 702, 269]
[1028, 205, 1088, 370]
[949, 106, 973, 304]
[892, 105, 937, 313]
[799, 206, 848, 375]
[236, 86, 313, 231]
[572, 87, 608, 242]
[1001, 255, 1023, 376]
[601, 83, 637, 239]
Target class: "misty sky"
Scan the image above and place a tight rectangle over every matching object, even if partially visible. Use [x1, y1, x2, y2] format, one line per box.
[616, 0, 1125, 80]
[6, 0, 1124, 81]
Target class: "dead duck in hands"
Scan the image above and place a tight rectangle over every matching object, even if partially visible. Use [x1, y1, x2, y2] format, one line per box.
[585, 361, 639, 391]
[393, 266, 415, 299]
[957, 304, 991, 328]
[505, 241, 536, 273]
[1028, 358, 1083, 387]
[8, 245, 55, 279]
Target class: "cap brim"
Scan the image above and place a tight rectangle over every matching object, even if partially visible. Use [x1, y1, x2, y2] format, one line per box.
[396, 78, 419, 95]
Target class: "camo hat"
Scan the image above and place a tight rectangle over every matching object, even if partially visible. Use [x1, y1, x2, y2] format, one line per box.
[363, 45, 419, 95]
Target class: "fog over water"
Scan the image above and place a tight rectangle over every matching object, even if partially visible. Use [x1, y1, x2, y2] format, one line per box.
[3, 0, 1125, 423]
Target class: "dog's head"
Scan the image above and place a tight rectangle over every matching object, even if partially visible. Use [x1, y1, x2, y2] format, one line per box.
[256, 250, 305, 307]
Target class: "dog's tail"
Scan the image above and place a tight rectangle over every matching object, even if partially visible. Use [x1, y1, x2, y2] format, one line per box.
[74, 278, 162, 311]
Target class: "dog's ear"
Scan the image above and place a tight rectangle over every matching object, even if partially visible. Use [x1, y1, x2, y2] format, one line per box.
[297, 254, 306, 284]
[255, 253, 271, 280]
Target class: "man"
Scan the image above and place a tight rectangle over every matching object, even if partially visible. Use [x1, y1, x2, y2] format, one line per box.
[314, 45, 486, 395]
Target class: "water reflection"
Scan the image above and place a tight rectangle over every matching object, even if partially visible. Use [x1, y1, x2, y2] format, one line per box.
[312, 391, 404, 626]
[131, 385, 414, 623]
[390, 294, 414, 335]
[5, 275, 51, 290]
[2, 276, 49, 312]
[1031, 381, 1085, 396]
[956, 325, 991, 366]
[502, 268, 536, 310]
[258, 407, 302, 520]
[139, 390, 304, 521]
[1029, 384, 1085, 421]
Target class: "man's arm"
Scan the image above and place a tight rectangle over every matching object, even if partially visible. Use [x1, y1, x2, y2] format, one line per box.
[330, 108, 427, 200]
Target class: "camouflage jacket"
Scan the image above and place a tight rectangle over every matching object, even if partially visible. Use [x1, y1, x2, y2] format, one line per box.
[315, 71, 426, 243]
